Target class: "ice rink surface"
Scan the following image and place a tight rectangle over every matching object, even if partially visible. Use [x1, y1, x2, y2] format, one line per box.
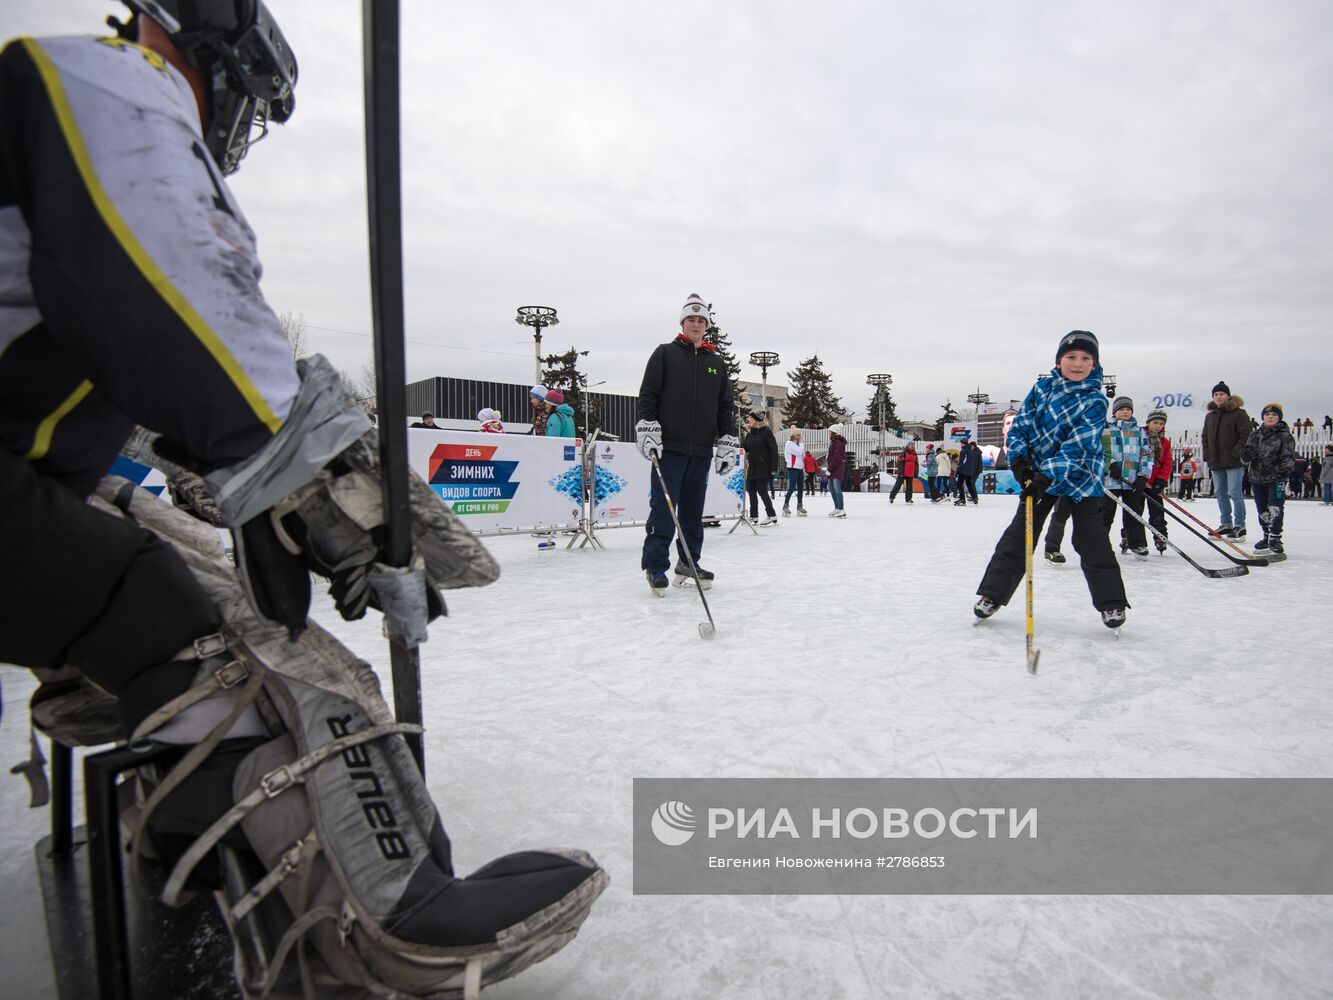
[3, 490, 1331, 998]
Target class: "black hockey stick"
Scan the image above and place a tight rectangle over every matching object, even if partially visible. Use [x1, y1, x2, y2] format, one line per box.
[1108, 493, 1247, 579]
[1161, 494, 1262, 559]
[1144, 492, 1268, 566]
[364, 0, 424, 772]
[649, 452, 717, 639]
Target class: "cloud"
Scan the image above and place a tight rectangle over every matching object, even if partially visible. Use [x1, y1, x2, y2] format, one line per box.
[11, 0, 1333, 424]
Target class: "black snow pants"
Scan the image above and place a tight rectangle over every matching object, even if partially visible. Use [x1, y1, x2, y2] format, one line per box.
[977, 492, 1127, 612]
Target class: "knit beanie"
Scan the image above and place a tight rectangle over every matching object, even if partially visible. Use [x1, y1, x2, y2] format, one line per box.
[680, 293, 710, 324]
[1055, 330, 1100, 365]
[1262, 402, 1283, 420]
[477, 407, 493, 422]
[827, 423, 844, 435]
[1112, 396, 1134, 414]
[1211, 381, 1230, 396]
[530, 384, 548, 400]
[1146, 408, 1167, 425]
[545, 389, 565, 405]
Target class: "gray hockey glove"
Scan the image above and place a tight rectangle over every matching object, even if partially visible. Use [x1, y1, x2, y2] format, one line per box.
[195, 356, 498, 635]
[636, 419, 663, 460]
[714, 434, 739, 475]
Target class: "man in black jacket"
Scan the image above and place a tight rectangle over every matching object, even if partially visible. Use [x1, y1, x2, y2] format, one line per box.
[635, 294, 736, 594]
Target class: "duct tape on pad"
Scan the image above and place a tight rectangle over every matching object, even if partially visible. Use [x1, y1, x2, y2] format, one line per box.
[369, 564, 431, 647]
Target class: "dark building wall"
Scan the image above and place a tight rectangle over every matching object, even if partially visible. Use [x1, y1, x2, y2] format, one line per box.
[404, 377, 638, 441]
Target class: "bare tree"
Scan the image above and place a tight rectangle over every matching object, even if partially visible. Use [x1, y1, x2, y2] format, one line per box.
[334, 358, 379, 422]
[278, 310, 309, 359]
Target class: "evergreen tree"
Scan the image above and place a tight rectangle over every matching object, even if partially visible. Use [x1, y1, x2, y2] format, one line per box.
[782, 355, 844, 428]
[703, 314, 743, 434]
[934, 399, 960, 438]
[541, 347, 602, 436]
[864, 386, 902, 431]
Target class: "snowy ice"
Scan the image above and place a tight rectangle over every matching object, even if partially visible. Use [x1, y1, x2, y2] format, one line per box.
[2, 490, 1331, 998]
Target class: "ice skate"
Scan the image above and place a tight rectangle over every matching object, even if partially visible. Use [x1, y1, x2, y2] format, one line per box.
[797, 506, 808, 516]
[761, 515, 778, 525]
[646, 569, 669, 596]
[973, 595, 1000, 621]
[673, 562, 714, 590]
[1101, 606, 1127, 629]
[1253, 537, 1270, 552]
[1130, 545, 1150, 559]
[782, 506, 791, 517]
[1044, 550, 1066, 564]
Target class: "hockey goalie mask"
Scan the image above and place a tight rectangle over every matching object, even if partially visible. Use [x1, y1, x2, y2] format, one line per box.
[115, 0, 297, 175]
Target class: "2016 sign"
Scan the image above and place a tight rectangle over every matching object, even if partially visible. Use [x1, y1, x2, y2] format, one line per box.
[1151, 393, 1194, 408]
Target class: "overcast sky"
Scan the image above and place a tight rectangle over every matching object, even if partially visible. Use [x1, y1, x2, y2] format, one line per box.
[11, 1, 1333, 429]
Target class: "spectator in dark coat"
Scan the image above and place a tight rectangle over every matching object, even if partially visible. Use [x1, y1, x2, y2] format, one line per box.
[1201, 381, 1251, 538]
[826, 424, 848, 517]
[741, 411, 781, 523]
[955, 441, 982, 505]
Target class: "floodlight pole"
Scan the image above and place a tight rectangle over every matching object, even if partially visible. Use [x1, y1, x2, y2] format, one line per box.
[363, 0, 423, 772]
[749, 351, 781, 427]
[867, 373, 893, 472]
[516, 305, 559, 385]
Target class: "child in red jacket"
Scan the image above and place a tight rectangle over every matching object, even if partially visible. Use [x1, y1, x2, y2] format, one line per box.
[890, 444, 919, 503]
[1143, 408, 1173, 553]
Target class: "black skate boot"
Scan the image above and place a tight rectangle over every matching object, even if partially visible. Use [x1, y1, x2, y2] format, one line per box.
[673, 562, 714, 590]
[973, 595, 1000, 620]
[1253, 536, 1270, 551]
[1101, 606, 1127, 628]
[646, 569, 669, 596]
[1044, 550, 1066, 564]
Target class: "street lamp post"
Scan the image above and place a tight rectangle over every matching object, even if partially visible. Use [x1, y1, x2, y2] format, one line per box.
[749, 351, 780, 427]
[866, 373, 893, 471]
[515, 305, 559, 386]
[582, 378, 606, 441]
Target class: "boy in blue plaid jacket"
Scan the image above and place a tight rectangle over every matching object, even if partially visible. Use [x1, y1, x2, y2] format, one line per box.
[975, 331, 1130, 629]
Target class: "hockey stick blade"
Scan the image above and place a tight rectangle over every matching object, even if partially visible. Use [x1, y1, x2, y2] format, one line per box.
[1107, 493, 1248, 579]
[1146, 495, 1268, 566]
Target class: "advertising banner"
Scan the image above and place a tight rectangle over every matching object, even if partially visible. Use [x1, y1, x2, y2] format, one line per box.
[587, 438, 649, 524]
[409, 430, 584, 532]
[586, 441, 745, 524]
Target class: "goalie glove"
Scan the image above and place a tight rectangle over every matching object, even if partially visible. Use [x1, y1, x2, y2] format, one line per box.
[193, 356, 498, 636]
[636, 419, 662, 460]
[714, 435, 739, 476]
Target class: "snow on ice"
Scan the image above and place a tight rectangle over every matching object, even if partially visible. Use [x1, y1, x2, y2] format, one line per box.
[2, 491, 1331, 998]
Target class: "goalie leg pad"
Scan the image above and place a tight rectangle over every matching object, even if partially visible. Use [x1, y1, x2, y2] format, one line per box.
[93, 478, 606, 997]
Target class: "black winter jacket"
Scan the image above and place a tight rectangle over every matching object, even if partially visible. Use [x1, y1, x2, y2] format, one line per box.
[957, 445, 982, 477]
[742, 424, 781, 481]
[1240, 421, 1295, 484]
[637, 336, 734, 457]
